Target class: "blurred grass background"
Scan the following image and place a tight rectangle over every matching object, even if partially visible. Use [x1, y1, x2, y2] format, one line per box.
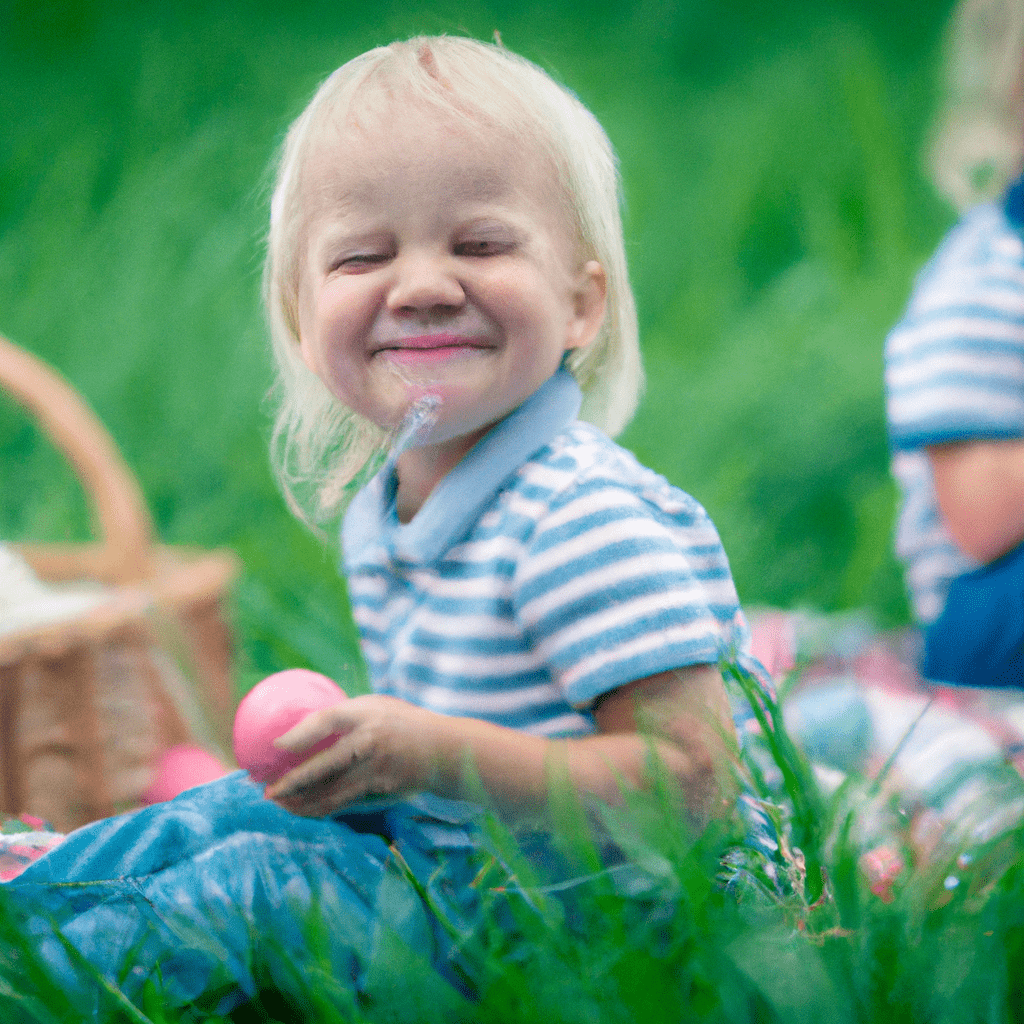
[0, 0, 959, 694]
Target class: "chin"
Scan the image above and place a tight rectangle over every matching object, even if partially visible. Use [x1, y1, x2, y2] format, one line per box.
[406, 402, 506, 450]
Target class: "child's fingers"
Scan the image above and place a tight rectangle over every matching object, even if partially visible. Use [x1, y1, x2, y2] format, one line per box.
[266, 695, 437, 813]
[266, 734, 358, 799]
[273, 770, 371, 817]
[268, 742, 380, 815]
[272, 701, 355, 752]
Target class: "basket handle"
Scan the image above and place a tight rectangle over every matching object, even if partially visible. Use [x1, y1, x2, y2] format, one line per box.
[0, 333, 155, 583]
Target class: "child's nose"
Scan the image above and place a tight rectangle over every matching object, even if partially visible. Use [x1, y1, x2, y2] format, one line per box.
[386, 252, 465, 313]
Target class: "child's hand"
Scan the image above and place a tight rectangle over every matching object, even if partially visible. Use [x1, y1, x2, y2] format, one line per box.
[264, 666, 737, 820]
[264, 695, 448, 816]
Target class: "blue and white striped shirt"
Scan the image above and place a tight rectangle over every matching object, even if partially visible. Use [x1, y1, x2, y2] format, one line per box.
[886, 202, 1024, 623]
[342, 370, 764, 737]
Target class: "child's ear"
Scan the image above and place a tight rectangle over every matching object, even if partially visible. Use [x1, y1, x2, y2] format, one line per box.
[565, 260, 607, 351]
[297, 326, 321, 377]
[298, 334, 315, 373]
[293, 282, 320, 375]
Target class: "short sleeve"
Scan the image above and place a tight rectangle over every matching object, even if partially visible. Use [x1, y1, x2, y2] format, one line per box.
[885, 206, 1024, 453]
[513, 476, 746, 708]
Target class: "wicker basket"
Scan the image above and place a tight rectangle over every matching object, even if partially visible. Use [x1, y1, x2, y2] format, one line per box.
[0, 333, 239, 831]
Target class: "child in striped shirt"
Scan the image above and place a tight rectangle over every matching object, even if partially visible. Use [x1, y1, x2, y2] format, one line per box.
[261, 34, 768, 820]
[4, 35, 769, 1013]
[885, 0, 1024, 687]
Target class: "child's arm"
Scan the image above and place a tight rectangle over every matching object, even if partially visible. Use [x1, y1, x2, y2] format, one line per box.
[265, 664, 737, 821]
[928, 438, 1024, 563]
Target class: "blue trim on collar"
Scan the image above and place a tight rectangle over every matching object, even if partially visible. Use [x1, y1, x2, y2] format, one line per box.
[342, 369, 582, 566]
[1005, 173, 1024, 231]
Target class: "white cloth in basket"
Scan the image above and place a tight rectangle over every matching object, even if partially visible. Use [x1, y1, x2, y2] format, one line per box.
[0, 544, 109, 636]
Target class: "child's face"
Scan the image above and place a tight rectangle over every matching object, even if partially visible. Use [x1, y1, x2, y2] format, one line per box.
[295, 101, 606, 449]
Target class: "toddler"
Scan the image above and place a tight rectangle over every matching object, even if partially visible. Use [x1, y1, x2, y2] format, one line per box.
[886, 0, 1024, 687]
[4, 35, 768, 1013]
[261, 35, 766, 819]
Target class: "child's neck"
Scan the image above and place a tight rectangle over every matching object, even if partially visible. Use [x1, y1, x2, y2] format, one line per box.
[393, 427, 489, 523]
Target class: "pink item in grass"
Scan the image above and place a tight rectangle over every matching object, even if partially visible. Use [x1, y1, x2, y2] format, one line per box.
[749, 611, 797, 682]
[233, 669, 348, 784]
[860, 845, 905, 903]
[142, 744, 229, 804]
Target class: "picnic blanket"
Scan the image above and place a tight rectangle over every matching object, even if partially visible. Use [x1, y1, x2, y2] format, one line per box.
[748, 608, 1024, 857]
[0, 814, 65, 882]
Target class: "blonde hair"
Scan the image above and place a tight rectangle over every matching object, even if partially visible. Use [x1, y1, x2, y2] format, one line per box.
[929, 0, 1024, 212]
[264, 35, 642, 523]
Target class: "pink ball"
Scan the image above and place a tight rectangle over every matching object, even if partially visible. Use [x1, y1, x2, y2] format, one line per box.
[233, 669, 348, 784]
[142, 744, 229, 804]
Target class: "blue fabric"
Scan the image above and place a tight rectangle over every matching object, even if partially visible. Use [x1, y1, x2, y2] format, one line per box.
[2, 774, 702, 1015]
[1005, 172, 1024, 231]
[923, 538, 1024, 687]
[4, 773, 489, 1015]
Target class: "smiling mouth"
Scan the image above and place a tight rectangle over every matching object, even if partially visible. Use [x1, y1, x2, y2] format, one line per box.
[373, 334, 491, 363]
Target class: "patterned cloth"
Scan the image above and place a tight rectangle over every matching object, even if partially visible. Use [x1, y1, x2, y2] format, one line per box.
[344, 368, 769, 737]
[885, 196, 1024, 626]
[749, 609, 1024, 849]
[0, 814, 64, 882]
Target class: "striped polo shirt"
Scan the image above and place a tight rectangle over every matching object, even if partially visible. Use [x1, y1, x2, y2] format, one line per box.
[342, 369, 764, 737]
[886, 201, 1024, 623]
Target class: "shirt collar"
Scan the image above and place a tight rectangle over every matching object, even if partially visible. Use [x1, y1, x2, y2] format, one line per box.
[1006, 172, 1024, 233]
[342, 368, 582, 567]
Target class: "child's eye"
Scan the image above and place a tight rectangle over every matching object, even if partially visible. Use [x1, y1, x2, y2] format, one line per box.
[455, 238, 511, 257]
[332, 252, 390, 272]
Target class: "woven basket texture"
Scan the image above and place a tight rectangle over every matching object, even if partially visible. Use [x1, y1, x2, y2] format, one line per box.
[0, 333, 238, 830]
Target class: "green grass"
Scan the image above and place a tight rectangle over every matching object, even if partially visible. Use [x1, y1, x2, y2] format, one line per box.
[2, 665, 1024, 1022]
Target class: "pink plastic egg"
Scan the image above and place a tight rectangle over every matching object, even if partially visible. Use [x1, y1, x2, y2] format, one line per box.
[142, 744, 229, 804]
[233, 669, 348, 784]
